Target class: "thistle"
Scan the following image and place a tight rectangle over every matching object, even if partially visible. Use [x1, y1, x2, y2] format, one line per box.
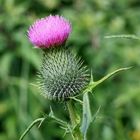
[27, 15, 90, 101]
[20, 14, 130, 140]
[38, 47, 89, 101]
[28, 15, 71, 48]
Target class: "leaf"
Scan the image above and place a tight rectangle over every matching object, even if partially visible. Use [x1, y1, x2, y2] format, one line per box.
[80, 93, 92, 140]
[19, 107, 68, 140]
[19, 117, 46, 140]
[114, 85, 140, 107]
[18, 46, 41, 69]
[104, 34, 140, 40]
[92, 106, 101, 122]
[84, 67, 131, 93]
[48, 107, 67, 127]
[0, 53, 14, 78]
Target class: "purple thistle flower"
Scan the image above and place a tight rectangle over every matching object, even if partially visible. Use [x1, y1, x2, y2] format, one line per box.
[28, 15, 71, 48]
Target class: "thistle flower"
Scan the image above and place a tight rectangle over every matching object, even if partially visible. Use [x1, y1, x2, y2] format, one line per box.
[38, 47, 90, 101]
[28, 15, 71, 48]
[28, 15, 90, 101]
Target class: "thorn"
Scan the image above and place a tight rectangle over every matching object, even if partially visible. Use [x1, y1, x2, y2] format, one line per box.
[90, 69, 94, 83]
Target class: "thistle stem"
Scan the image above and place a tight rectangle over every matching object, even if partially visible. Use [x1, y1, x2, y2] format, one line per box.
[67, 100, 83, 140]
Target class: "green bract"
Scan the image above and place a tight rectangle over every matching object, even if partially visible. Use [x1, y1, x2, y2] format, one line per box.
[38, 47, 90, 101]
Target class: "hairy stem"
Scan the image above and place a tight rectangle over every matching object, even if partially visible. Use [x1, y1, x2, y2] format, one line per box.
[67, 100, 83, 140]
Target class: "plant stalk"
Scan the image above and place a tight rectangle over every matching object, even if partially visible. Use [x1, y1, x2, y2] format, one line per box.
[67, 100, 83, 140]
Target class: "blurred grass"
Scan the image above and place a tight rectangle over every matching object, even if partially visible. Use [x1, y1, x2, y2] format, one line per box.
[0, 0, 140, 140]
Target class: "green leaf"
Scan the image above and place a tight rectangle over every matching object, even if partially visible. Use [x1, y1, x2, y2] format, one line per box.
[19, 117, 46, 140]
[92, 106, 101, 122]
[19, 107, 68, 140]
[104, 34, 140, 40]
[0, 53, 14, 78]
[48, 107, 67, 127]
[114, 85, 140, 107]
[18, 46, 41, 69]
[80, 93, 92, 140]
[84, 67, 131, 93]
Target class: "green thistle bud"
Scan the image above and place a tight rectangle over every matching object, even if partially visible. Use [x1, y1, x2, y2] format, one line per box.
[38, 47, 90, 101]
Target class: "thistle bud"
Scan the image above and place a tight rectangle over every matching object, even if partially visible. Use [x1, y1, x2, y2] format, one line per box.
[38, 47, 90, 101]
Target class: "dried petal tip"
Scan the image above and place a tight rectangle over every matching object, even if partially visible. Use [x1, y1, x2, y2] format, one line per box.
[28, 15, 71, 48]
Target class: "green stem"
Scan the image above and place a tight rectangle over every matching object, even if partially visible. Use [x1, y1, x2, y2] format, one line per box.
[19, 117, 45, 140]
[67, 100, 83, 140]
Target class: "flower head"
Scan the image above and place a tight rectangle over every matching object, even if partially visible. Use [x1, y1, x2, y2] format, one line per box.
[38, 47, 90, 101]
[28, 15, 71, 48]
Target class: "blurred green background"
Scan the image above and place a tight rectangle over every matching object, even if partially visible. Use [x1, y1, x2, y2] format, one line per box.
[0, 0, 140, 140]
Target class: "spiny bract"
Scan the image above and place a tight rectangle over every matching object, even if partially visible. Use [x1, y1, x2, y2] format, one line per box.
[38, 47, 90, 101]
